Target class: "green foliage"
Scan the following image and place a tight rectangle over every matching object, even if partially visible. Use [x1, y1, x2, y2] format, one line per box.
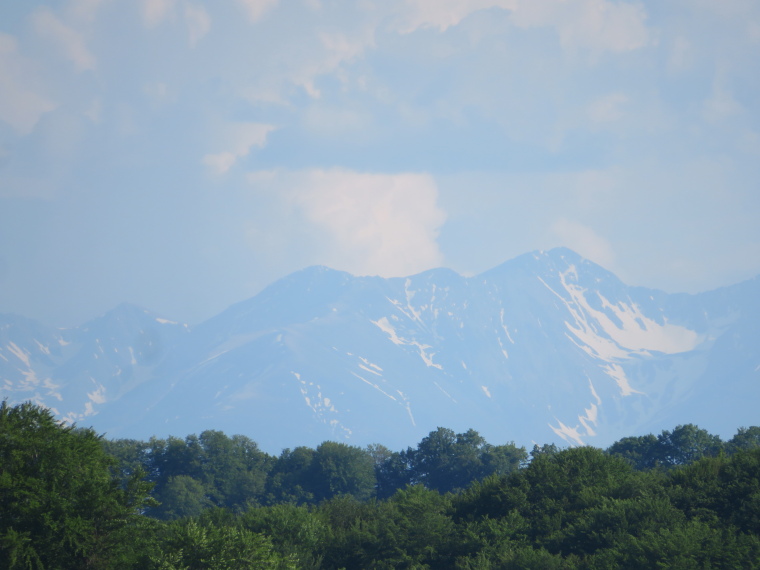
[529, 443, 561, 460]
[375, 428, 527, 498]
[607, 424, 728, 471]
[0, 400, 155, 569]
[375, 449, 414, 499]
[102, 437, 153, 483]
[656, 424, 723, 467]
[265, 442, 376, 505]
[241, 503, 329, 568]
[311, 441, 376, 502]
[5, 405, 760, 569]
[606, 434, 660, 470]
[726, 426, 760, 454]
[197, 431, 272, 508]
[319, 485, 456, 569]
[148, 519, 290, 570]
[158, 475, 214, 520]
[666, 448, 760, 535]
[265, 446, 317, 504]
[117, 430, 275, 519]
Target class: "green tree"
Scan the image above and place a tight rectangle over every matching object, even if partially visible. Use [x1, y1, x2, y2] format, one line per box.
[103, 438, 153, 484]
[381, 484, 455, 567]
[519, 446, 648, 550]
[241, 503, 329, 568]
[149, 519, 290, 570]
[529, 443, 561, 460]
[412, 427, 464, 492]
[265, 442, 375, 504]
[0, 400, 154, 569]
[726, 426, 760, 454]
[666, 448, 760, 536]
[196, 430, 273, 510]
[409, 428, 526, 494]
[411, 428, 465, 493]
[311, 441, 376, 502]
[481, 443, 528, 477]
[607, 434, 661, 470]
[265, 446, 318, 504]
[375, 449, 414, 500]
[156, 475, 213, 520]
[656, 424, 723, 467]
[320, 485, 455, 569]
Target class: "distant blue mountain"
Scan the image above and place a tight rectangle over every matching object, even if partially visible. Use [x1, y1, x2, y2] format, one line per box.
[2, 248, 758, 452]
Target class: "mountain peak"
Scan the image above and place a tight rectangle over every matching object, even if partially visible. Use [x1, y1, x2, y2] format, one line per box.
[5, 249, 757, 452]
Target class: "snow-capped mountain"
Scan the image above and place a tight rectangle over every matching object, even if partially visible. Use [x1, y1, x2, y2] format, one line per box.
[1, 248, 758, 452]
[0, 303, 188, 424]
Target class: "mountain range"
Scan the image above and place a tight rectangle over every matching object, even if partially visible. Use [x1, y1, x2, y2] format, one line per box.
[2, 248, 758, 452]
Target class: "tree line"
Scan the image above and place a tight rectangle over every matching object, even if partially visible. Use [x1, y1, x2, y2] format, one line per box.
[102, 425, 528, 519]
[2, 399, 760, 568]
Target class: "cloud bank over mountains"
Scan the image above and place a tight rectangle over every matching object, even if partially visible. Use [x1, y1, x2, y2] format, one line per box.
[0, 0, 758, 326]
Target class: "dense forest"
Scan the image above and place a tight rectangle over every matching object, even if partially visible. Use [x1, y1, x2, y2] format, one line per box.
[2, 400, 760, 569]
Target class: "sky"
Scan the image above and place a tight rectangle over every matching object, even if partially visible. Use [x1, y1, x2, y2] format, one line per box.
[1, 0, 759, 328]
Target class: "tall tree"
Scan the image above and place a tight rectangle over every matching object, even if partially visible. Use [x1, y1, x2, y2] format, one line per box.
[409, 428, 526, 494]
[726, 426, 760, 454]
[607, 434, 661, 470]
[310, 441, 376, 503]
[0, 400, 154, 569]
[656, 424, 723, 467]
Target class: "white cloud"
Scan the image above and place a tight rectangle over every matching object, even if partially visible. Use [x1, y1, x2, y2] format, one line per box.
[551, 219, 615, 268]
[203, 153, 238, 175]
[143, 81, 174, 105]
[285, 30, 376, 99]
[32, 8, 97, 71]
[237, 0, 279, 23]
[203, 123, 277, 174]
[66, 0, 103, 23]
[141, 0, 176, 27]
[587, 93, 629, 124]
[510, 0, 651, 54]
[703, 83, 743, 123]
[184, 4, 211, 45]
[395, 0, 653, 52]
[668, 36, 693, 70]
[267, 170, 447, 277]
[397, 0, 516, 33]
[237, 13, 377, 104]
[0, 34, 57, 134]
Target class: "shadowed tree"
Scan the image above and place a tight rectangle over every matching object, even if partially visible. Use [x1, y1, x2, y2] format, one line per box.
[656, 424, 723, 467]
[726, 426, 760, 454]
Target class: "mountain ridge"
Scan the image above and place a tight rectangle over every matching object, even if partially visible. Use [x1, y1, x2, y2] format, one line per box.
[1, 248, 758, 453]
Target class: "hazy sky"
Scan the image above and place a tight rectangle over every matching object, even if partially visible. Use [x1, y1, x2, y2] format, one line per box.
[1, 0, 759, 327]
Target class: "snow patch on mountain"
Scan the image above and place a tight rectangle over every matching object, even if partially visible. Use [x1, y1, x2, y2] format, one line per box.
[602, 363, 643, 397]
[372, 317, 403, 345]
[351, 371, 397, 401]
[7, 342, 30, 367]
[559, 266, 701, 355]
[433, 381, 456, 403]
[371, 316, 442, 369]
[550, 419, 586, 446]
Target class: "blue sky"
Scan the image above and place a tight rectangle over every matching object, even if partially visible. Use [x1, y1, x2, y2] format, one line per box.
[1, 0, 759, 327]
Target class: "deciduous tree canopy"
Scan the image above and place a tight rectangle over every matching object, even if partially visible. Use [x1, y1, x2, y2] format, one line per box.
[3, 400, 760, 569]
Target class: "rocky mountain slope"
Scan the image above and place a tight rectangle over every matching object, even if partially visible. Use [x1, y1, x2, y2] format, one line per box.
[2, 248, 758, 451]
